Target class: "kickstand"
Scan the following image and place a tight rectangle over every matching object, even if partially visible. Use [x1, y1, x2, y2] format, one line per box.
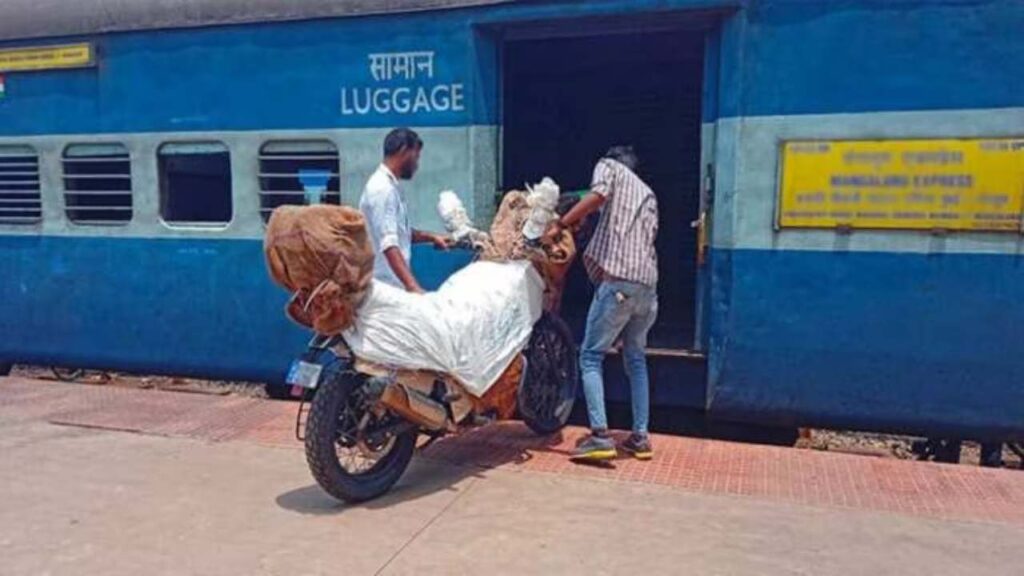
[418, 431, 445, 452]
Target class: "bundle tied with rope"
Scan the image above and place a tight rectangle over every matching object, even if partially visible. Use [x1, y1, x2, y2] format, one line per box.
[263, 185, 576, 423]
[435, 181, 578, 313]
[264, 176, 577, 334]
[477, 187, 577, 312]
[263, 204, 374, 335]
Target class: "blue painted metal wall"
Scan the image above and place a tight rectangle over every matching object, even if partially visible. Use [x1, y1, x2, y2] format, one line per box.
[0, 0, 738, 136]
[0, 236, 472, 382]
[1, 0, 1018, 136]
[705, 0, 1024, 438]
[716, 0, 1023, 118]
[708, 249, 1024, 438]
[0, 16, 482, 133]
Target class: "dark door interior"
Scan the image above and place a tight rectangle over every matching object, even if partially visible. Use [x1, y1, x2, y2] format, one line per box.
[502, 29, 705, 349]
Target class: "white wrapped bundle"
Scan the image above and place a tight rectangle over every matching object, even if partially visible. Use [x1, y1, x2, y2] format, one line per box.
[437, 190, 489, 244]
[521, 177, 560, 241]
[342, 260, 544, 397]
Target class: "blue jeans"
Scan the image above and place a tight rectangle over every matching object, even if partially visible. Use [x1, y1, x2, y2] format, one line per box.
[580, 280, 658, 436]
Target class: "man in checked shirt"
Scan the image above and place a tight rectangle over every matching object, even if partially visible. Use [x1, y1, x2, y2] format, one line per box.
[551, 146, 660, 462]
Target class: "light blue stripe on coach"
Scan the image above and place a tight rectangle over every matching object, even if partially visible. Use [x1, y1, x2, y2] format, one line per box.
[0, 125, 501, 239]
[708, 106, 1024, 256]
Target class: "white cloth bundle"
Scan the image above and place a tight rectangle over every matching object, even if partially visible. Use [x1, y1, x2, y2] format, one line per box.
[437, 190, 489, 244]
[342, 260, 544, 396]
[521, 177, 560, 241]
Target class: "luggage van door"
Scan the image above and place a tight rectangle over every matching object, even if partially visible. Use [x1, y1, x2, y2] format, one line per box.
[500, 14, 719, 362]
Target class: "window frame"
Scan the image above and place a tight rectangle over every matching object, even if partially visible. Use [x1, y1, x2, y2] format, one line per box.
[0, 144, 43, 225]
[61, 142, 134, 226]
[157, 141, 234, 229]
[257, 139, 342, 224]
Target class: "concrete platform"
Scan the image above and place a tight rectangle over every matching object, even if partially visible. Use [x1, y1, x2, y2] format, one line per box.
[2, 377, 1023, 575]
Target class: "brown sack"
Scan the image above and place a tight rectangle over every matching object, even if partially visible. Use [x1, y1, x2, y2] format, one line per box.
[480, 191, 577, 312]
[264, 205, 374, 334]
[471, 354, 523, 420]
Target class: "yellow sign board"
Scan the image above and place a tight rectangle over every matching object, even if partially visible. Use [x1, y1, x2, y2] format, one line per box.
[0, 43, 95, 73]
[778, 138, 1024, 232]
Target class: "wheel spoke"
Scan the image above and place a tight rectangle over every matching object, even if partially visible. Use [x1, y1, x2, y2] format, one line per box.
[331, 382, 398, 475]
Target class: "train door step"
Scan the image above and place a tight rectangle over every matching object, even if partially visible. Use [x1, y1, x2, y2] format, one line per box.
[608, 347, 707, 361]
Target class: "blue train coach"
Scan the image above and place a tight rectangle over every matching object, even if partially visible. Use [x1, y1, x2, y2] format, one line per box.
[1, 0, 1022, 441]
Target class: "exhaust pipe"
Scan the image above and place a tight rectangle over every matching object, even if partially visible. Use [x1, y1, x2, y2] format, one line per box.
[378, 382, 451, 433]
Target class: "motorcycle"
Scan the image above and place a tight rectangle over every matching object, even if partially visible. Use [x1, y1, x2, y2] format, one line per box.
[275, 184, 580, 503]
[286, 310, 578, 503]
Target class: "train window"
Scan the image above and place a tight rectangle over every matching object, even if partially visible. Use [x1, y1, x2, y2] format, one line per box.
[62, 143, 133, 225]
[158, 142, 232, 226]
[258, 140, 341, 223]
[0, 145, 42, 225]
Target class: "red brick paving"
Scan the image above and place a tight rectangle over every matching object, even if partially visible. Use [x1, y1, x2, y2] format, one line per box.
[3, 377, 1023, 525]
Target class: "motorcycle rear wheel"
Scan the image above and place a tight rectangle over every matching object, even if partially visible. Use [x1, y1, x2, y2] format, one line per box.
[305, 370, 417, 503]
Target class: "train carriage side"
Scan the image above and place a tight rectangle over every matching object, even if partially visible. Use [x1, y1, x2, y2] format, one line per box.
[0, 0, 1023, 441]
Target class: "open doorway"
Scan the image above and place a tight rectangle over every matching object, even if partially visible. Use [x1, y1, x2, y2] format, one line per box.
[502, 27, 706, 350]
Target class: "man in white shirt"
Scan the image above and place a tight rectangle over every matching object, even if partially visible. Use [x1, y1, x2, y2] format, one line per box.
[360, 128, 449, 293]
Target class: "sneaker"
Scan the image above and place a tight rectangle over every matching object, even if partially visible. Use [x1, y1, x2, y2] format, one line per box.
[571, 434, 617, 462]
[621, 434, 653, 461]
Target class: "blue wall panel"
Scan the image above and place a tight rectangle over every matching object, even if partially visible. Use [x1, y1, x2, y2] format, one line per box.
[708, 248, 1024, 438]
[723, 0, 1024, 118]
[0, 15, 480, 135]
[1, 0, 1020, 136]
[0, 235, 707, 407]
[0, 236, 471, 382]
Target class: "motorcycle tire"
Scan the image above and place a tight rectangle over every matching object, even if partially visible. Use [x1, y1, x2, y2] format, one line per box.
[519, 313, 579, 436]
[305, 370, 417, 503]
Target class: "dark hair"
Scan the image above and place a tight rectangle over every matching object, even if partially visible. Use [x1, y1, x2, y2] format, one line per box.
[604, 145, 638, 171]
[383, 128, 423, 157]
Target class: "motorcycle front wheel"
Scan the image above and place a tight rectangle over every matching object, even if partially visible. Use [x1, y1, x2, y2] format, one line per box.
[305, 370, 417, 503]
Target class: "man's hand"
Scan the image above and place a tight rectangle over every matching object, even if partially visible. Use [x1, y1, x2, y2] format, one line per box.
[430, 233, 453, 251]
[413, 229, 452, 250]
[542, 218, 566, 243]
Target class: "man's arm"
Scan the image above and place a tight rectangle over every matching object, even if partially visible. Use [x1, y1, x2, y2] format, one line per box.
[384, 247, 424, 294]
[412, 229, 452, 249]
[372, 188, 425, 293]
[555, 160, 613, 232]
[559, 192, 606, 229]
